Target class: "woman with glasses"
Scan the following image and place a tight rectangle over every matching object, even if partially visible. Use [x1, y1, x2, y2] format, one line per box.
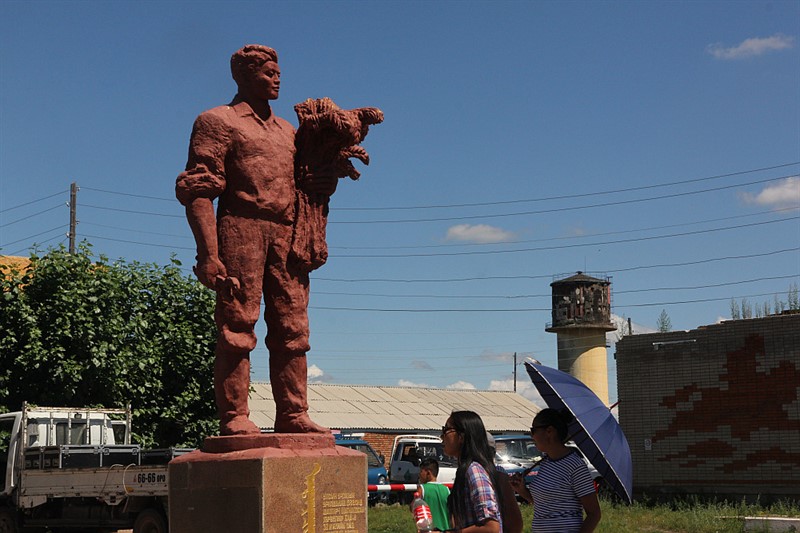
[441, 411, 504, 533]
[509, 408, 601, 533]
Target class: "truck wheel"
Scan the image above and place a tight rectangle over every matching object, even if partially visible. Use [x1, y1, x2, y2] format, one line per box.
[133, 508, 167, 533]
[0, 508, 18, 533]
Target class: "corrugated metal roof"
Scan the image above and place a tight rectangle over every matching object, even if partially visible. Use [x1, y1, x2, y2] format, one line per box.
[0, 256, 32, 278]
[250, 382, 540, 432]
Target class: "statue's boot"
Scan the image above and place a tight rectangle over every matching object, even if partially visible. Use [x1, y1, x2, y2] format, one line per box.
[215, 350, 260, 436]
[271, 352, 329, 434]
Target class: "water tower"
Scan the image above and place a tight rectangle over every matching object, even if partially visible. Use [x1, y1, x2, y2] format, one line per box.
[545, 272, 615, 405]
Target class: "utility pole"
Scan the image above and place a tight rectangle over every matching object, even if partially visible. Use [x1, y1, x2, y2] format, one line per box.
[513, 352, 517, 392]
[68, 182, 78, 254]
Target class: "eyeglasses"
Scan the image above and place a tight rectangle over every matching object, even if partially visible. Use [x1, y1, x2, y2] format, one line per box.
[530, 424, 550, 433]
[441, 425, 457, 436]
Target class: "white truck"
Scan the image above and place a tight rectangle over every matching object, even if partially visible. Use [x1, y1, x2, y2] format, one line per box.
[0, 403, 189, 533]
[388, 434, 457, 504]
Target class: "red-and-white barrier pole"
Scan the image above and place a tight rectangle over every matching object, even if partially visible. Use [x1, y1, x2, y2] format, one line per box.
[367, 483, 453, 492]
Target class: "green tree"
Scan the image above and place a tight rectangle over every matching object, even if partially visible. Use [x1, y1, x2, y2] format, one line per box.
[656, 309, 672, 332]
[0, 244, 217, 447]
[774, 294, 784, 315]
[730, 298, 740, 320]
[741, 298, 752, 319]
[789, 282, 799, 310]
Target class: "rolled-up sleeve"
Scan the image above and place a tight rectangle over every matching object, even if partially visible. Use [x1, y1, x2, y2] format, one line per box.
[467, 462, 501, 525]
[176, 112, 229, 205]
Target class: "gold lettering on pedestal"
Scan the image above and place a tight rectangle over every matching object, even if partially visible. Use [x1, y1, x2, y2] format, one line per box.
[302, 463, 322, 533]
[321, 492, 366, 531]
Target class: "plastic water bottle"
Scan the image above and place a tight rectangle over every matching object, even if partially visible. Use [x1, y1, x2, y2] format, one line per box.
[410, 491, 433, 532]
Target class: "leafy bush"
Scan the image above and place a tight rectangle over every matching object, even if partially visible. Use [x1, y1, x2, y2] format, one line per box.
[0, 244, 217, 447]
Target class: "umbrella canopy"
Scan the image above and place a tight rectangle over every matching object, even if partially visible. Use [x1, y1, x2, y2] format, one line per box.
[525, 360, 633, 504]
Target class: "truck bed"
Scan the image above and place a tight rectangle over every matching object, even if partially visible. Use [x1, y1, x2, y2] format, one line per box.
[19, 464, 169, 508]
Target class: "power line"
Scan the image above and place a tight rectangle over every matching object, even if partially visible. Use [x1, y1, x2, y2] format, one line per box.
[0, 204, 64, 228]
[81, 204, 183, 218]
[80, 221, 192, 239]
[7, 233, 66, 256]
[608, 247, 799, 275]
[335, 161, 800, 211]
[329, 216, 799, 258]
[615, 291, 796, 309]
[316, 247, 800, 283]
[1, 226, 66, 248]
[328, 174, 795, 224]
[50, 162, 800, 212]
[80, 187, 176, 202]
[75, 202, 798, 257]
[615, 275, 799, 295]
[312, 274, 799, 300]
[0, 190, 66, 214]
[308, 289, 798, 313]
[80, 233, 194, 250]
[69, 170, 796, 225]
[332, 205, 798, 251]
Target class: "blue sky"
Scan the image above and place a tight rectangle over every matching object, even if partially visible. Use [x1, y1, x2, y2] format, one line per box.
[2, 1, 798, 405]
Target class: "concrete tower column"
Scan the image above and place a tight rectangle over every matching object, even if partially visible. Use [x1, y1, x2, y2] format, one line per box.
[556, 329, 610, 404]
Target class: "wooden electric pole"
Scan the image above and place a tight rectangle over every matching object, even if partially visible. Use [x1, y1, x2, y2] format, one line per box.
[513, 352, 517, 392]
[68, 182, 78, 254]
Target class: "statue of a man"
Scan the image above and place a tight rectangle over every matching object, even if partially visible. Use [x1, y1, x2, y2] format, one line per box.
[176, 45, 335, 436]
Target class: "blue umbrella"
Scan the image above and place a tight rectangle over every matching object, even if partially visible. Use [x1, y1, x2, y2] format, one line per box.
[525, 360, 633, 504]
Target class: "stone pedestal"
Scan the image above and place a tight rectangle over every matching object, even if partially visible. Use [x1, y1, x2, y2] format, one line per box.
[168, 434, 368, 533]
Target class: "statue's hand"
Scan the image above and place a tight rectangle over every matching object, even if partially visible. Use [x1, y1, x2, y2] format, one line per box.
[193, 255, 227, 291]
[302, 170, 339, 196]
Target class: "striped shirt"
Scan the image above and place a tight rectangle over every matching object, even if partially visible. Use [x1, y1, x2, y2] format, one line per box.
[526, 450, 595, 533]
[456, 461, 503, 531]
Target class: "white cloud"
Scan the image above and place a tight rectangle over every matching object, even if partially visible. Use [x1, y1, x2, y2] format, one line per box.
[739, 176, 800, 210]
[707, 34, 794, 60]
[308, 364, 326, 382]
[398, 379, 429, 388]
[607, 313, 657, 344]
[446, 381, 476, 390]
[445, 224, 515, 244]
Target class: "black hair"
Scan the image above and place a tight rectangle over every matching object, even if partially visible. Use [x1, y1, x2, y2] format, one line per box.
[446, 411, 505, 528]
[419, 457, 439, 477]
[533, 407, 575, 442]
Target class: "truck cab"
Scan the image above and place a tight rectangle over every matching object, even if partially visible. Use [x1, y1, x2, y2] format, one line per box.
[388, 434, 457, 503]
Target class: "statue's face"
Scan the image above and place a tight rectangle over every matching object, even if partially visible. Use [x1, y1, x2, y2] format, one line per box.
[246, 60, 281, 101]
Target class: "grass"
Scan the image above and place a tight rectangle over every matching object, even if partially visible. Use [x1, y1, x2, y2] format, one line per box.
[367, 497, 800, 533]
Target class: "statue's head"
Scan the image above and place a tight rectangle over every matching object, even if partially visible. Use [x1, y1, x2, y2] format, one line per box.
[230, 45, 279, 90]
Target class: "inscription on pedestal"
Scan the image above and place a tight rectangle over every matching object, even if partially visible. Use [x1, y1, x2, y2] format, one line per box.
[321, 492, 366, 531]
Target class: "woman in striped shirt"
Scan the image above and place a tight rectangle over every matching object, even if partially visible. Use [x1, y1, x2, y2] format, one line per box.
[510, 409, 601, 533]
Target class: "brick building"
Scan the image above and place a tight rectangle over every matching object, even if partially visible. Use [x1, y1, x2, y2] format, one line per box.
[616, 312, 800, 500]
